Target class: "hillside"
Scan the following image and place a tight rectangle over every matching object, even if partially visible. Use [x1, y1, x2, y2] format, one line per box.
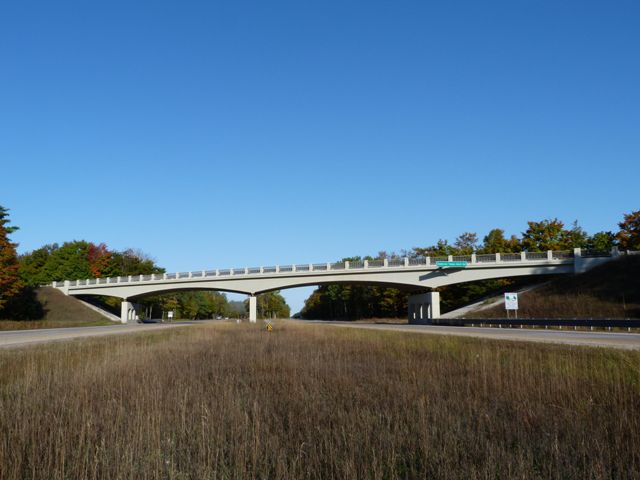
[467, 255, 640, 319]
[0, 288, 116, 331]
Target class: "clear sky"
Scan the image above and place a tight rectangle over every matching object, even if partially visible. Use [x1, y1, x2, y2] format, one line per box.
[2, 0, 638, 313]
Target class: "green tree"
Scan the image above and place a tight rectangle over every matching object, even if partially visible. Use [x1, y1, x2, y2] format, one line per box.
[454, 232, 478, 254]
[0, 206, 23, 312]
[18, 244, 57, 285]
[109, 249, 164, 277]
[587, 231, 616, 251]
[413, 239, 456, 257]
[616, 210, 640, 250]
[480, 229, 521, 253]
[251, 291, 290, 319]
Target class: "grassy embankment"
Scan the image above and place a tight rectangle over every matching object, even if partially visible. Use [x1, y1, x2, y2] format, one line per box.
[470, 255, 640, 319]
[0, 287, 114, 331]
[0, 322, 638, 479]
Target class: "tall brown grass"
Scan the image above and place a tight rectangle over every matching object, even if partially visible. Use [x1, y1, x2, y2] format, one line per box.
[0, 322, 639, 479]
[474, 290, 634, 319]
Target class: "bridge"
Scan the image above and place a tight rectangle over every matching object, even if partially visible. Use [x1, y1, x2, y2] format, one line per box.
[51, 248, 624, 323]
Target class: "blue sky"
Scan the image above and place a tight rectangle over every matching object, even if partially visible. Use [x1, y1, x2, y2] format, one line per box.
[2, 0, 638, 313]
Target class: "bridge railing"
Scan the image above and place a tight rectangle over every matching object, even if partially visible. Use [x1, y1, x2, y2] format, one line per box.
[51, 248, 631, 289]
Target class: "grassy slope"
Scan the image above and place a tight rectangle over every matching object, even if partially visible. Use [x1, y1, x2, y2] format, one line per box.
[0, 287, 115, 330]
[472, 255, 640, 319]
[0, 322, 638, 479]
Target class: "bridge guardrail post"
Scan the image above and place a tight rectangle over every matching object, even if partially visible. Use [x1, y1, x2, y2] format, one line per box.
[404, 257, 409, 267]
[520, 252, 526, 261]
[327, 262, 331, 271]
[163, 273, 167, 280]
[364, 260, 368, 269]
[276, 265, 280, 273]
[425, 257, 430, 266]
[260, 266, 264, 273]
[309, 263, 314, 271]
[471, 254, 476, 264]
[128, 275, 132, 283]
[547, 250, 553, 260]
[292, 265, 296, 272]
[383, 258, 388, 267]
[345, 261, 350, 269]
[447, 255, 453, 262]
[188, 272, 193, 278]
[496, 253, 501, 263]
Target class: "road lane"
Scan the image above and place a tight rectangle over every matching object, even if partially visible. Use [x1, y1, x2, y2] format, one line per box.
[0, 323, 191, 349]
[306, 321, 640, 350]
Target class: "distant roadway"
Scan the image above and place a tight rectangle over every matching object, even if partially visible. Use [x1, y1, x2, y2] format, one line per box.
[306, 321, 640, 350]
[1, 321, 639, 351]
[0, 324, 186, 349]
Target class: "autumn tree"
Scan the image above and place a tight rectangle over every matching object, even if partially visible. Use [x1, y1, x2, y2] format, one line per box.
[521, 219, 588, 252]
[0, 206, 23, 312]
[617, 210, 640, 250]
[480, 229, 521, 253]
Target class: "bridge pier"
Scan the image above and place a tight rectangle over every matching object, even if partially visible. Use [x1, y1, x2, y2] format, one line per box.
[120, 300, 139, 324]
[408, 292, 440, 324]
[248, 295, 257, 323]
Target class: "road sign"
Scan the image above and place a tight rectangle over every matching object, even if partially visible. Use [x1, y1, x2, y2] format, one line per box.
[504, 293, 518, 310]
[435, 261, 468, 268]
[267, 323, 273, 332]
[168, 311, 174, 319]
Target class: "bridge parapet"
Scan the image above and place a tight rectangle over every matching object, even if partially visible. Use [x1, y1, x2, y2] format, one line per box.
[49, 249, 619, 289]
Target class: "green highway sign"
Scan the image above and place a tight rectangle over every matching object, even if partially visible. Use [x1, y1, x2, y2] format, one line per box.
[435, 261, 468, 268]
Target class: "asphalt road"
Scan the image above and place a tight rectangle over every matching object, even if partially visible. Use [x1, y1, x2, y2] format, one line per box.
[307, 321, 640, 350]
[2, 321, 639, 351]
[0, 323, 189, 349]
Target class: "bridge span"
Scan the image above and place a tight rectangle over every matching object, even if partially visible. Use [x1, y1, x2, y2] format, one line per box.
[50, 248, 623, 323]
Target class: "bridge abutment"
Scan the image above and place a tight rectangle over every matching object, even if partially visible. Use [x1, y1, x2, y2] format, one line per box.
[408, 292, 440, 324]
[120, 300, 139, 324]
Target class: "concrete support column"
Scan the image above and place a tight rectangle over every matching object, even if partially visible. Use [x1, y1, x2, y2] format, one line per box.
[249, 295, 257, 323]
[121, 300, 132, 324]
[408, 292, 440, 324]
[430, 292, 440, 318]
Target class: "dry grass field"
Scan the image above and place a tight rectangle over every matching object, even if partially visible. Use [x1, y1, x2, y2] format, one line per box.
[0, 322, 639, 479]
[472, 256, 640, 320]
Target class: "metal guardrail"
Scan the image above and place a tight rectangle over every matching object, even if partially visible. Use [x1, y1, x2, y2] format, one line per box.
[50, 249, 633, 289]
[435, 318, 640, 328]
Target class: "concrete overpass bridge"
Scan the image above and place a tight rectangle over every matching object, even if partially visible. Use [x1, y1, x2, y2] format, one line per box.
[51, 248, 623, 323]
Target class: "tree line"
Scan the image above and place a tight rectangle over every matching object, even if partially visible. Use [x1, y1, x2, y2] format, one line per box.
[0, 206, 289, 320]
[300, 213, 640, 319]
[1, 206, 638, 321]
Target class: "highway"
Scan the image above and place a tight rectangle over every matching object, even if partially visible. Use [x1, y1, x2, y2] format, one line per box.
[0, 323, 188, 349]
[308, 321, 640, 350]
[1, 321, 639, 351]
